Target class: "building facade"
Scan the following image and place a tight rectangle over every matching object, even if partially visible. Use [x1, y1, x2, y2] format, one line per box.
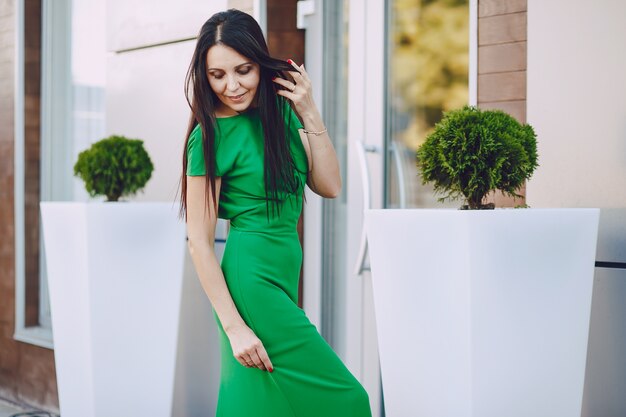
[0, 0, 625, 415]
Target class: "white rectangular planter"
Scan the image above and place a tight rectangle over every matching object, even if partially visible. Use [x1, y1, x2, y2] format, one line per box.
[41, 202, 186, 417]
[365, 209, 600, 417]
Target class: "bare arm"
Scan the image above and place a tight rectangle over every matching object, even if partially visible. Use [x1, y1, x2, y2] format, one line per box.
[186, 175, 273, 372]
[297, 113, 342, 198]
[274, 61, 342, 198]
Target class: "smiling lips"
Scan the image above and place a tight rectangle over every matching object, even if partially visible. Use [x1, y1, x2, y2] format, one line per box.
[228, 92, 247, 103]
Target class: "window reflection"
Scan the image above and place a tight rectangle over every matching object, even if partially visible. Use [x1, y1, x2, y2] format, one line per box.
[386, 0, 469, 208]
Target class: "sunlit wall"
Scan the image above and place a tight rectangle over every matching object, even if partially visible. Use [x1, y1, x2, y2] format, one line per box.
[526, 0, 626, 208]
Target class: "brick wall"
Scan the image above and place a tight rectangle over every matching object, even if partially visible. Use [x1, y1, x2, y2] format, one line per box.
[478, 0, 527, 207]
[227, 0, 304, 64]
[0, 0, 58, 411]
[266, 0, 304, 64]
[23, 0, 41, 328]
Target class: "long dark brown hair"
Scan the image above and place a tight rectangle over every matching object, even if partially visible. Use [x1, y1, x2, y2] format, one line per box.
[179, 9, 301, 221]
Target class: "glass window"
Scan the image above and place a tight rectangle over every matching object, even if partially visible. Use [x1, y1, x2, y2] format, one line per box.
[385, 0, 469, 208]
[15, 0, 106, 348]
[320, 0, 349, 350]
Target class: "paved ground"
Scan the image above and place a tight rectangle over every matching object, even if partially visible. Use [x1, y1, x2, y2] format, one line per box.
[0, 400, 23, 417]
[0, 399, 57, 417]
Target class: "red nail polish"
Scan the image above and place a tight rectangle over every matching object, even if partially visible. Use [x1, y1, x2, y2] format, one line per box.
[287, 59, 293, 65]
[272, 77, 276, 80]
[269, 367, 274, 373]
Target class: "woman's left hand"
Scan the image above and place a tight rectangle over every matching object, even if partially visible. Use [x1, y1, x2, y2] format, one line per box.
[273, 59, 342, 199]
[272, 59, 318, 118]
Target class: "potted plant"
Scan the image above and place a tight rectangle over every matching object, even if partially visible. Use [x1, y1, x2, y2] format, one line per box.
[41, 135, 186, 417]
[365, 107, 600, 417]
[73, 135, 154, 201]
[416, 106, 538, 210]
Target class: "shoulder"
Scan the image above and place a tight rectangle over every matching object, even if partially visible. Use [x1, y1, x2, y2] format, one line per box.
[187, 121, 228, 150]
[187, 123, 203, 153]
[186, 124, 206, 176]
[186, 123, 208, 159]
[187, 123, 203, 148]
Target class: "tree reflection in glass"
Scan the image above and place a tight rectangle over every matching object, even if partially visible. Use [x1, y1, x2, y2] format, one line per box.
[387, 0, 469, 208]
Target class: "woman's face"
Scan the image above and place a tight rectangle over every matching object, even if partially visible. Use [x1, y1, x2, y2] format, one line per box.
[206, 44, 260, 115]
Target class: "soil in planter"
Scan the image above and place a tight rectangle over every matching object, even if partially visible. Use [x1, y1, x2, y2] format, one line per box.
[460, 203, 495, 210]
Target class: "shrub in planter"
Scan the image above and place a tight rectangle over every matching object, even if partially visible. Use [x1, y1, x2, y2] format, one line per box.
[416, 106, 538, 209]
[74, 135, 154, 202]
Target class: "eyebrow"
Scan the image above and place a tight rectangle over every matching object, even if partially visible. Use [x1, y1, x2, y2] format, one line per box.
[207, 61, 254, 71]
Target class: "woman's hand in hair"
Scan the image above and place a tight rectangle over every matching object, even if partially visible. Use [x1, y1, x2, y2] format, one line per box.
[274, 59, 342, 199]
[273, 59, 319, 120]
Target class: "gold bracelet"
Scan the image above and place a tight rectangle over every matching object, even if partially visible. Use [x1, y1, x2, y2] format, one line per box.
[302, 127, 327, 136]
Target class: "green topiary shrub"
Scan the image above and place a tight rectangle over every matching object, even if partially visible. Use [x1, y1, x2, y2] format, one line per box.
[74, 135, 154, 202]
[416, 106, 538, 209]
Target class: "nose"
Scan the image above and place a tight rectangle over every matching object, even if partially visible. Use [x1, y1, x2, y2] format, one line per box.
[226, 75, 239, 92]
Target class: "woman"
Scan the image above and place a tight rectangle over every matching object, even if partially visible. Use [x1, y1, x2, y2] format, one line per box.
[180, 9, 372, 417]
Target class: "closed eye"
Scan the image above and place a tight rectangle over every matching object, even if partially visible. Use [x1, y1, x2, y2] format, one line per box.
[209, 69, 250, 79]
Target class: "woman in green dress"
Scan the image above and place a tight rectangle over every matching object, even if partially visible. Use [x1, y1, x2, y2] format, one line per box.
[180, 9, 372, 417]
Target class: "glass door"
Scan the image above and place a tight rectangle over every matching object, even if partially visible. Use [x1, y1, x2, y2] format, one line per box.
[300, 0, 386, 414]
[302, 1, 472, 416]
[385, 0, 470, 209]
[345, 1, 472, 416]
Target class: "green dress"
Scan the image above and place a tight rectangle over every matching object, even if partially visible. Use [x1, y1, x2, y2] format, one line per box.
[186, 104, 372, 417]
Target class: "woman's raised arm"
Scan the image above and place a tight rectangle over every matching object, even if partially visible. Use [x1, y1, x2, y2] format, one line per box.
[273, 61, 342, 199]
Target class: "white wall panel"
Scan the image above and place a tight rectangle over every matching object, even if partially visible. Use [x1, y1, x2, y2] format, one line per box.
[107, 0, 227, 52]
[106, 40, 195, 202]
[527, 5, 626, 416]
[526, 0, 626, 207]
